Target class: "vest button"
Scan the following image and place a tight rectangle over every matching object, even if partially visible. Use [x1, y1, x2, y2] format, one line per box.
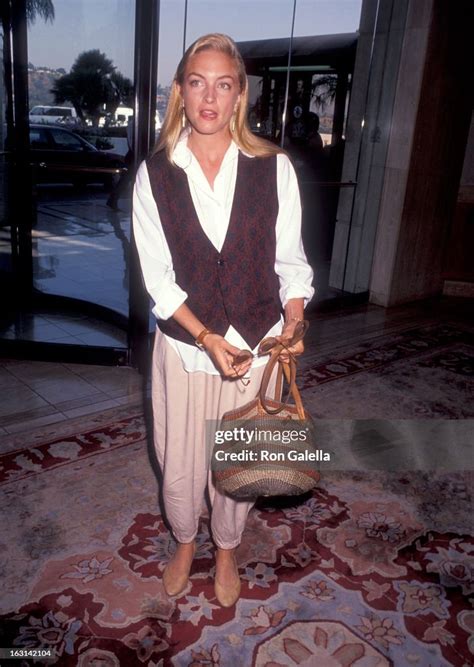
[217, 259, 224, 266]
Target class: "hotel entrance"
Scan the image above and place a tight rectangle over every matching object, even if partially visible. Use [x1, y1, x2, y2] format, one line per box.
[1, 0, 371, 367]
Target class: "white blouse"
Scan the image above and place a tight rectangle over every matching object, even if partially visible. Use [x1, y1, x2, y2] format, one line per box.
[132, 130, 314, 374]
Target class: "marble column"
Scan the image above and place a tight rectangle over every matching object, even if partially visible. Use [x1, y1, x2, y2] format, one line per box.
[331, 0, 472, 307]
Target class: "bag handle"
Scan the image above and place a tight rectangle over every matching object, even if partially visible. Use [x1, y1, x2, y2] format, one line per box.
[258, 320, 308, 420]
[280, 359, 306, 420]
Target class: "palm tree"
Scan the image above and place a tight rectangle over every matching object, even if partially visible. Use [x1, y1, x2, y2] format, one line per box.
[311, 74, 337, 112]
[1, 0, 55, 139]
[26, 0, 55, 24]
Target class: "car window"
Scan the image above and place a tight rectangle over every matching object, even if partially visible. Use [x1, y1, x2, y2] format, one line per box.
[49, 129, 84, 150]
[46, 107, 72, 116]
[29, 128, 50, 148]
[30, 106, 44, 115]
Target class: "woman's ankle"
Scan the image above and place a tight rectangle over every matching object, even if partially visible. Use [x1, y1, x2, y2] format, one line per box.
[216, 546, 237, 561]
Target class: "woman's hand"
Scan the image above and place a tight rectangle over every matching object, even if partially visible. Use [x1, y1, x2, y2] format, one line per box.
[276, 320, 305, 363]
[203, 334, 253, 378]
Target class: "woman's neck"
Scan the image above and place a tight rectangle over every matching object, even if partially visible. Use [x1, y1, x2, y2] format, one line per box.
[186, 131, 233, 190]
[187, 130, 232, 166]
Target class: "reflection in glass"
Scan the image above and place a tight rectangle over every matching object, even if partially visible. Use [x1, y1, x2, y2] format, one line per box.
[27, 1, 135, 318]
[285, 0, 361, 296]
[237, 28, 358, 296]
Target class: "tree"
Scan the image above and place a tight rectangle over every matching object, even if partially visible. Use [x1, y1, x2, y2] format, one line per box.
[311, 74, 337, 112]
[110, 71, 134, 109]
[1, 0, 55, 135]
[26, 0, 55, 24]
[52, 50, 133, 126]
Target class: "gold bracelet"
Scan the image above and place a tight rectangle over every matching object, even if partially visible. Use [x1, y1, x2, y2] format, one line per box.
[195, 327, 213, 350]
[285, 316, 303, 324]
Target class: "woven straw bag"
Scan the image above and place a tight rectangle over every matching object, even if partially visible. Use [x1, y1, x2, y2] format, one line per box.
[212, 321, 320, 499]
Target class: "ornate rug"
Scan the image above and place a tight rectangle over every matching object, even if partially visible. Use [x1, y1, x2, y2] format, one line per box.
[300, 323, 473, 419]
[0, 324, 473, 666]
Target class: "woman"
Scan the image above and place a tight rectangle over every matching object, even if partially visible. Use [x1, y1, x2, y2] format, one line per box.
[132, 33, 314, 607]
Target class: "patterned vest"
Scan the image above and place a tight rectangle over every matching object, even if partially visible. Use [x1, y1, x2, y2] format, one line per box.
[145, 150, 282, 349]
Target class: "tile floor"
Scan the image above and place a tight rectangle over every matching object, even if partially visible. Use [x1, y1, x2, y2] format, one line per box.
[0, 294, 471, 437]
[0, 359, 144, 434]
[0, 310, 129, 347]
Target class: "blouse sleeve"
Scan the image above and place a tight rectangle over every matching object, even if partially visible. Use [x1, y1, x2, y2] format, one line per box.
[132, 161, 188, 320]
[275, 153, 315, 307]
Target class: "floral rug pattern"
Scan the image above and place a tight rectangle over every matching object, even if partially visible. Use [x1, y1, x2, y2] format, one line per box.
[0, 427, 472, 666]
[0, 324, 473, 666]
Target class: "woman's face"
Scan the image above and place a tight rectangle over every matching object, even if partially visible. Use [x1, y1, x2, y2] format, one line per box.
[180, 49, 241, 139]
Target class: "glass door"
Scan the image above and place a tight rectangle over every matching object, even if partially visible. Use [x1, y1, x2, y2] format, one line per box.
[0, 0, 140, 363]
[28, 0, 135, 319]
[1, 0, 376, 366]
[155, 0, 365, 310]
[287, 0, 365, 303]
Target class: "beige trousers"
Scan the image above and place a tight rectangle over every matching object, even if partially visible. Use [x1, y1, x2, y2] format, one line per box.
[151, 328, 274, 549]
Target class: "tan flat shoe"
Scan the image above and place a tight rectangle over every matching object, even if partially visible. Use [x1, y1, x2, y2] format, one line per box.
[214, 554, 241, 607]
[162, 542, 196, 597]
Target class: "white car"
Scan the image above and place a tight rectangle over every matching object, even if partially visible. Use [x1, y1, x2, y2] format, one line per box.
[29, 106, 79, 126]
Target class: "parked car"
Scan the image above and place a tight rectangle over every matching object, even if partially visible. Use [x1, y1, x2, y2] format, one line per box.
[29, 106, 79, 126]
[29, 124, 127, 189]
[98, 106, 133, 128]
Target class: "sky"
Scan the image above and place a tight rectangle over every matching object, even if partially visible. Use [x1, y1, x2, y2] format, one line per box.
[28, 0, 362, 86]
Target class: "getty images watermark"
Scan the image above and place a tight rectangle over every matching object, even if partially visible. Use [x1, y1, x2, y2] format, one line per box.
[210, 421, 331, 470]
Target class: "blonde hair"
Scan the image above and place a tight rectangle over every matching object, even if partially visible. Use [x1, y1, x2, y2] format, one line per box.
[154, 33, 282, 161]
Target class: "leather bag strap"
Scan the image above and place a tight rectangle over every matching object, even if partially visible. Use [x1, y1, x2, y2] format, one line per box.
[281, 359, 306, 420]
[258, 320, 308, 420]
